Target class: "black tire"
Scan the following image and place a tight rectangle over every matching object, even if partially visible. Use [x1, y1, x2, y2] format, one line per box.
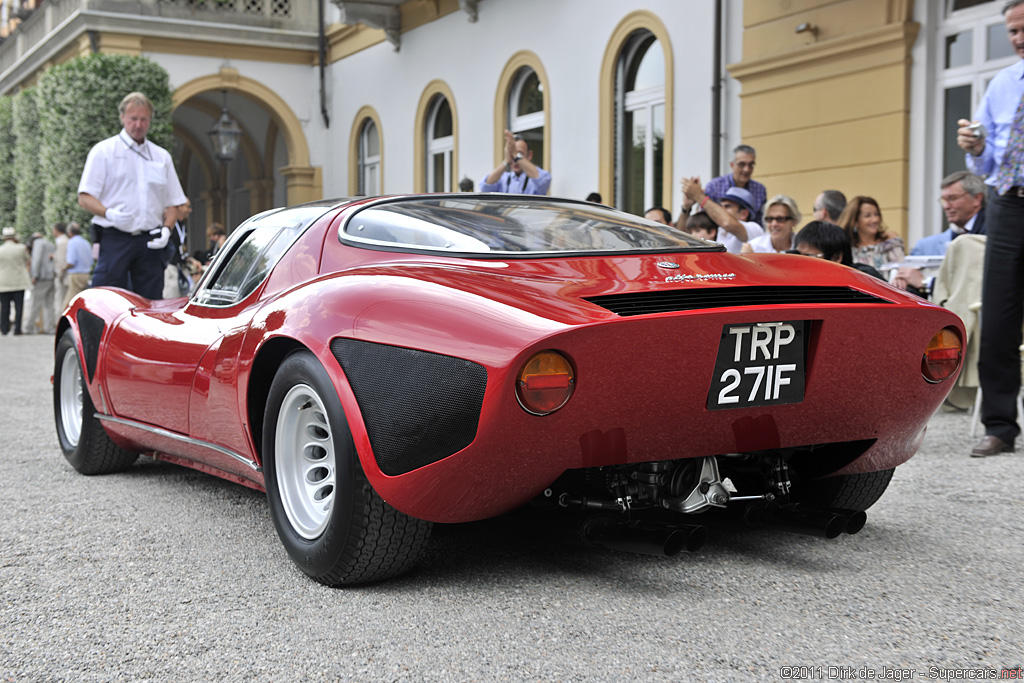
[53, 329, 138, 474]
[263, 349, 432, 586]
[792, 469, 895, 512]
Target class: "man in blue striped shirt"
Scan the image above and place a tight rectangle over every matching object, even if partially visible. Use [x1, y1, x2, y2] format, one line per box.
[957, 0, 1024, 458]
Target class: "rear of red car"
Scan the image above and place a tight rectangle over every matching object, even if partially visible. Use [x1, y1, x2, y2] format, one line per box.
[331, 246, 962, 533]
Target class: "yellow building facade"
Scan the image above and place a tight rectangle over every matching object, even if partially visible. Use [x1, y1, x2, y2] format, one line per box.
[730, 0, 918, 238]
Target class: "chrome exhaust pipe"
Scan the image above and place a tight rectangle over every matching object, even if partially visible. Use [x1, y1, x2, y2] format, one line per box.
[582, 519, 707, 556]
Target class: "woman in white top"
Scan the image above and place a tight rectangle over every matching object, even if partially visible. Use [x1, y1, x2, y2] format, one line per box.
[742, 195, 801, 254]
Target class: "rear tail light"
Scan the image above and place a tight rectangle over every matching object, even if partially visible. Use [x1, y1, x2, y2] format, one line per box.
[922, 327, 962, 383]
[516, 350, 575, 415]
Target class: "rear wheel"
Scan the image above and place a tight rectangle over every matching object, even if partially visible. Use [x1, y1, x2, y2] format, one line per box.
[792, 469, 895, 512]
[263, 350, 432, 586]
[53, 329, 138, 474]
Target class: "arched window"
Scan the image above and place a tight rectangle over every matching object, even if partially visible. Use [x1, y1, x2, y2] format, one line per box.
[426, 95, 453, 192]
[616, 30, 665, 216]
[348, 106, 383, 197]
[358, 118, 380, 196]
[508, 67, 545, 170]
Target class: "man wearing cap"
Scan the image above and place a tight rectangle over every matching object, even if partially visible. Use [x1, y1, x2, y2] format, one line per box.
[0, 227, 32, 336]
[680, 177, 765, 253]
[78, 92, 186, 300]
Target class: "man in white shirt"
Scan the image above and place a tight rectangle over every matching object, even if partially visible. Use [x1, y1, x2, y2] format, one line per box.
[679, 177, 764, 253]
[77, 92, 186, 300]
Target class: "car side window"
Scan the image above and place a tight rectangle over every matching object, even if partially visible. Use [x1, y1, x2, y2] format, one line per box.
[193, 226, 298, 306]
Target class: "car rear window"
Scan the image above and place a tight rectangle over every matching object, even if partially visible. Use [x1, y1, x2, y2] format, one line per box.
[341, 195, 715, 256]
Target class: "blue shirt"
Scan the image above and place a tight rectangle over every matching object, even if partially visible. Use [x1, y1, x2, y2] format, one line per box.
[480, 168, 551, 195]
[911, 229, 956, 256]
[66, 235, 94, 274]
[966, 60, 1024, 186]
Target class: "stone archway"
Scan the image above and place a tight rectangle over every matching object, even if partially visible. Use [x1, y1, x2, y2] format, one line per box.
[172, 67, 321, 208]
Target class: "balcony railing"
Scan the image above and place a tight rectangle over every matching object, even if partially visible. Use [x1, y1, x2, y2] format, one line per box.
[155, 0, 294, 20]
[0, 0, 319, 93]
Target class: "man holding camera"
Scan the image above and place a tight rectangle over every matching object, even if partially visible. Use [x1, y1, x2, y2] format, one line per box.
[78, 92, 186, 300]
[480, 129, 551, 195]
[955, 0, 1024, 457]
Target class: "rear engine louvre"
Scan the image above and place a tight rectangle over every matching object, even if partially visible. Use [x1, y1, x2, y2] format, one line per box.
[585, 285, 892, 317]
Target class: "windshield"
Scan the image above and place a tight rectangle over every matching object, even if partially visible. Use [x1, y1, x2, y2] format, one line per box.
[341, 195, 716, 256]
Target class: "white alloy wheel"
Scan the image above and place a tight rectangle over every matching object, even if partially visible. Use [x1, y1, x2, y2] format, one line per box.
[59, 346, 83, 448]
[274, 383, 336, 539]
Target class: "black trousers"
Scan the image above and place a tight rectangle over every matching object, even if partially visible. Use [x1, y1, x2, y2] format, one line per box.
[0, 290, 25, 335]
[90, 227, 165, 300]
[978, 191, 1024, 443]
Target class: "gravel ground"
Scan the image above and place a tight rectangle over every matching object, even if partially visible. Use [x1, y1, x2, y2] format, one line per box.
[1, 332, 1022, 682]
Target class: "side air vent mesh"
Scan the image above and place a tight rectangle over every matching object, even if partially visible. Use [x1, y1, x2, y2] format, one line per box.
[330, 338, 487, 476]
[75, 309, 106, 382]
[585, 286, 892, 317]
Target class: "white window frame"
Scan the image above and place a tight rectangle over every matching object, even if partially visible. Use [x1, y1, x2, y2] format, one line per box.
[615, 32, 665, 214]
[426, 96, 453, 193]
[358, 118, 380, 196]
[914, 0, 1016, 244]
[508, 68, 544, 135]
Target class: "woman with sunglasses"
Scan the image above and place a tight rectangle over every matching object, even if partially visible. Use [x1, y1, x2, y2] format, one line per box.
[741, 195, 801, 253]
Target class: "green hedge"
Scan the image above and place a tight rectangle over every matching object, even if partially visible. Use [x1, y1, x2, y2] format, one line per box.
[0, 96, 15, 230]
[36, 53, 174, 234]
[12, 88, 42, 240]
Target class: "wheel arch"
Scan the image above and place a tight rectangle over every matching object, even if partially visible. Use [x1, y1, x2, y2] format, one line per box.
[246, 336, 307, 467]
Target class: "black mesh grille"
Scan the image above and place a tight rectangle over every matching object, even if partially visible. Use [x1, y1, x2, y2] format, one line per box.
[76, 309, 105, 382]
[585, 286, 892, 317]
[330, 339, 487, 476]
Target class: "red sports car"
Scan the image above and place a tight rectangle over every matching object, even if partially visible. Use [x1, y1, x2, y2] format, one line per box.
[53, 195, 964, 585]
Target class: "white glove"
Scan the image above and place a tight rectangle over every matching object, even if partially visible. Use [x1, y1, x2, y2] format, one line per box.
[146, 227, 170, 250]
[104, 207, 135, 230]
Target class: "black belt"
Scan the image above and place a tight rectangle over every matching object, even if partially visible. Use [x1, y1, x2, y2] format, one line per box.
[128, 227, 163, 237]
[1002, 186, 1024, 197]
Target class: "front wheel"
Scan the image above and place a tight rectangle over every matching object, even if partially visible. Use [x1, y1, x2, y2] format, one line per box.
[263, 350, 432, 586]
[53, 329, 138, 474]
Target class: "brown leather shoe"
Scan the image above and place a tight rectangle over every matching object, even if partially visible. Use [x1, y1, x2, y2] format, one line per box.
[970, 435, 1014, 457]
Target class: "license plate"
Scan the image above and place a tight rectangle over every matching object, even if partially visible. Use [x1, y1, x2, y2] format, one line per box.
[707, 321, 806, 410]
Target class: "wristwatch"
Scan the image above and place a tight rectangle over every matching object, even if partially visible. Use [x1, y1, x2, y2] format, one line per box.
[514, 153, 524, 162]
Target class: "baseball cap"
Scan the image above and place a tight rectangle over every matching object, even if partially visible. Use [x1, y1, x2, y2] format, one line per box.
[722, 187, 759, 217]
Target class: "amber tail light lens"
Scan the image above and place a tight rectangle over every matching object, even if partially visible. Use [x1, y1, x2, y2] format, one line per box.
[516, 351, 575, 415]
[922, 327, 962, 383]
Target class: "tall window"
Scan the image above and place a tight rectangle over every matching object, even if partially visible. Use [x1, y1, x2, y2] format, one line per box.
[426, 95, 453, 193]
[615, 31, 665, 216]
[358, 118, 380, 196]
[938, 1, 1016, 180]
[508, 67, 545, 170]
